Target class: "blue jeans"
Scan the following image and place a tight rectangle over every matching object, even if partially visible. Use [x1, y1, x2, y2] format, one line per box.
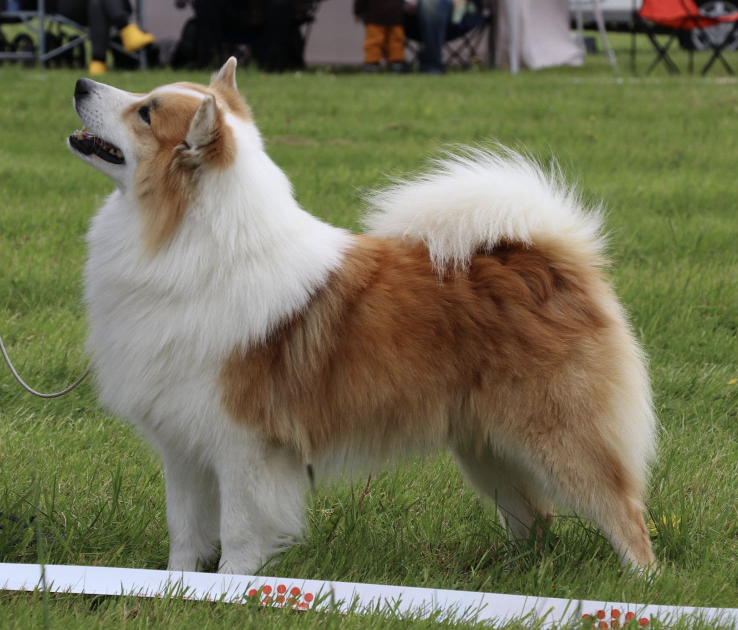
[417, 0, 453, 74]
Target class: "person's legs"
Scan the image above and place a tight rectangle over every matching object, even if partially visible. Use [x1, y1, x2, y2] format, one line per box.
[386, 24, 405, 64]
[192, 0, 224, 68]
[57, 0, 88, 25]
[417, 0, 453, 73]
[87, 0, 109, 63]
[91, 0, 153, 55]
[363, 23, 385, 65]
[98, 0, 129, 30]
[253, 0, 293, 72]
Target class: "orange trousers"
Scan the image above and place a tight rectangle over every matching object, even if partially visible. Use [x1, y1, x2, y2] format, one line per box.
[363, 23, 405, 64]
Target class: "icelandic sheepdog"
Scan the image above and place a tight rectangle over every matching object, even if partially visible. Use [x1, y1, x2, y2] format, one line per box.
[68, 58, 657, 575]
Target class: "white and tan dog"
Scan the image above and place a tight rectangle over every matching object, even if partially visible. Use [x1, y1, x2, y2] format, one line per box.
[69, 59, 657, 575]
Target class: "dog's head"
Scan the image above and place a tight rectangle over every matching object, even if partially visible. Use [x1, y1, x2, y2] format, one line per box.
[69, 58, 252, 250]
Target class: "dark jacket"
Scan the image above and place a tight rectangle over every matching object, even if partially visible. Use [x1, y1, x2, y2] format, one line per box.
[354, 0, 404, 26]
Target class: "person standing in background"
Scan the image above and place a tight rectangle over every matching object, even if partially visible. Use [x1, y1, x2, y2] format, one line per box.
[354, 0, 406, 72]
[405, 0, 454, 74]
[180, 0, 306, 72]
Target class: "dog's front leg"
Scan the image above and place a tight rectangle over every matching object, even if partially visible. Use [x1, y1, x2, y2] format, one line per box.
[215, 439, 306, 575]
[161, 450, 221, 572]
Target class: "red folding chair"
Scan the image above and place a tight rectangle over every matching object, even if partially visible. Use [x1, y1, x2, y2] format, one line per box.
[635, 0, 738, 75]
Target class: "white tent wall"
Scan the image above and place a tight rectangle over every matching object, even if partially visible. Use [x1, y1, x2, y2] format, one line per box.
[304, 0, 366, 65]
[496, 0, 584, 70]
[141, 1, 192, 42]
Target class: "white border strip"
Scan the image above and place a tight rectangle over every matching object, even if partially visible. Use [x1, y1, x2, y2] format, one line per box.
[1, 563, 737, 627]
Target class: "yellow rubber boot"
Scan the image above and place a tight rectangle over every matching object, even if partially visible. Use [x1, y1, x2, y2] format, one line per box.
[88, 60, 107, 75]
[120, 23, 155, 53]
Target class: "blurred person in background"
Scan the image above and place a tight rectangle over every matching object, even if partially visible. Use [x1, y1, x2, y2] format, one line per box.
[405, 0, 453, 74]
[249, 0, 307, 72]
[183, 0, 250, 69]
[58, 0, 154, 74]
[354, 0, 406, 72]
[177, 0, 308, 72]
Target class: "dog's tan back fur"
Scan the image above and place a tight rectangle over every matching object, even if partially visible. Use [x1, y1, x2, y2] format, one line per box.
[222, 235, 604, 455]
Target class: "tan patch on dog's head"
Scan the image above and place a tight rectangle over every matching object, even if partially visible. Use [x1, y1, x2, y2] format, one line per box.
[128, 58, 248, 252]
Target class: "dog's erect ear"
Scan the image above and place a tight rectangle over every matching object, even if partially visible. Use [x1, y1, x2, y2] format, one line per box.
[211, 57, 238, 92]
[186, 94, 218, 149]
[208, 56, 250, 120]
[175, 94, 234, 168]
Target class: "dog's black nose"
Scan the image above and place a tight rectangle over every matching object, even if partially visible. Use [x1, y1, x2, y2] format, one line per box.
[74, 78, 94, 99]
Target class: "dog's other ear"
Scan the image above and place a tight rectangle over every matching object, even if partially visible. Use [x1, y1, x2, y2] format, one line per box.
[176, 94, 234, 168]
[186, 94, 218, 149]
[211, 56, 238, 92]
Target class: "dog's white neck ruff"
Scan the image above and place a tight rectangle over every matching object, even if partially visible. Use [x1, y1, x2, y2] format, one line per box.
[84, 117, 350, 422]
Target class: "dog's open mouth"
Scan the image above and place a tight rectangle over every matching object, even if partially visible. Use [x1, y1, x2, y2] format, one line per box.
[69, 127, 125, 165]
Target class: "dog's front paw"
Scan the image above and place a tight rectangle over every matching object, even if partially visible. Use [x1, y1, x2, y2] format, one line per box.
[168, 554, 210, 573]
[217, 555, 262, 576]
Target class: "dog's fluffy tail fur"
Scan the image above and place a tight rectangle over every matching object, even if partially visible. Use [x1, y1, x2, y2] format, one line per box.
[363, 147, 604, 271]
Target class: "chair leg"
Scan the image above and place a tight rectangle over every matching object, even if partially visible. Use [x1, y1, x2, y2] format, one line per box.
[701, 22, 738, 75]
[444, 27, 485, 70]
[631, 15, 637, 74]
[645, 31, 680, 75]
[718, 52, 735, 74]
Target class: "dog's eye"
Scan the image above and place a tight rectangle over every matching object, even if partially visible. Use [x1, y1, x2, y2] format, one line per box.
[138, 106, 151, 125]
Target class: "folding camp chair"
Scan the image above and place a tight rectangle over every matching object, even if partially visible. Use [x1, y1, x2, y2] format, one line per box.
[0, 0, 147, 68]
[0, 0, 88, 67]
[634, 0, 738, 75]
[444, 0, 490, 69]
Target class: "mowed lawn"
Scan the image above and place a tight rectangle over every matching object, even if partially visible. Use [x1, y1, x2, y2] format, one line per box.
[1, 46, 737, 629]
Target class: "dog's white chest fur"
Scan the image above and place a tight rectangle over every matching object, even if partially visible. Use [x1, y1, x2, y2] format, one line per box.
[85, 192, 221, 453]
[84, 186, 349, 457]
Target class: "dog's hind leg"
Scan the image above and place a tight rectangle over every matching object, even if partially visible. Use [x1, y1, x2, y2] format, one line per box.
[499, 414, 656, 571]
[549, 444, 655, 571]
[453, 446, 554, 541]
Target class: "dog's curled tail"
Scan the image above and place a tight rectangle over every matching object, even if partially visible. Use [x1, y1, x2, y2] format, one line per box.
[363, 147, 605, 271]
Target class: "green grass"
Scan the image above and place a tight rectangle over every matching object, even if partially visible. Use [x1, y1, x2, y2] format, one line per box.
[1, 40, 737, 629]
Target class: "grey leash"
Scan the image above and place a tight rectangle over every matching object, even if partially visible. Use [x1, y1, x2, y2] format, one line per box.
[0, 331, 90, 399]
